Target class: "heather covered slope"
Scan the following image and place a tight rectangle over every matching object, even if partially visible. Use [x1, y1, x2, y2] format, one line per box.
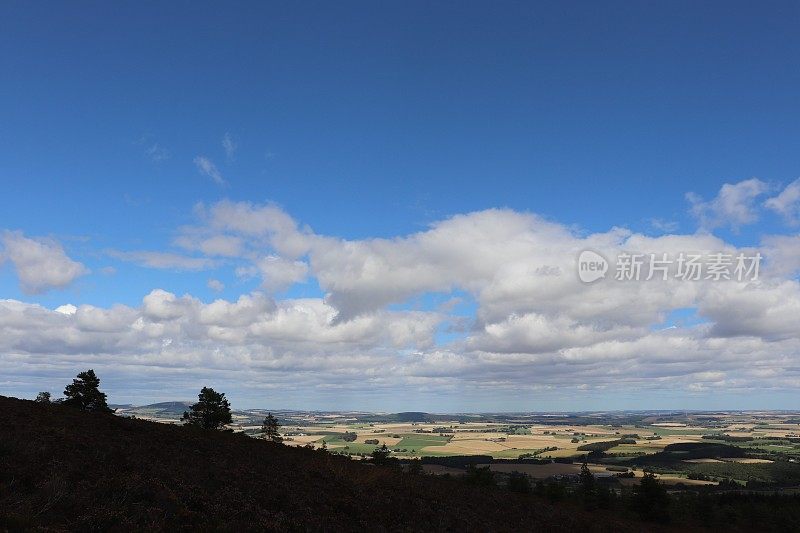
[0, 396, 645, 532]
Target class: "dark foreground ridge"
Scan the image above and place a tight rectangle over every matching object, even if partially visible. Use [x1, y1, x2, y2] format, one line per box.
[0, 396, 649, 532]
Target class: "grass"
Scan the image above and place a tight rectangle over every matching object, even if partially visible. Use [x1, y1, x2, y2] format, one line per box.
[396, 434, 450, 449]
[329, 443, 383, 454]
[490, 448, 553, 459]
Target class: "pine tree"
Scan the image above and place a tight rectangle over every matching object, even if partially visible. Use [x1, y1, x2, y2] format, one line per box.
[181, 387, 232, 430]
[261, 412, 282, 442]
[35, 391, 51, 404]
[62, 370, 113, 412]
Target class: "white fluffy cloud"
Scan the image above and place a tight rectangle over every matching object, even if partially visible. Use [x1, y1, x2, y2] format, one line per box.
[6, 198, 800, 407]
[0, 231, 88, 294]
[173, 201, 800, 344]
[765, 178, 800, 225]
[252, 255, 309, 292]
[0, 290, 440, 389]
[687, 178, 769, 231]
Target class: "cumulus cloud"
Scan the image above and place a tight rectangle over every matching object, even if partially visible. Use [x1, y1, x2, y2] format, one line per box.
[0, 231, 88, 294]
[254, 255, 309, 292]
[7, 199, 800, 406]
[760, 234, 800, 278]
[699, 280, 800, 340]
[171, 200, 790, 336]
[55, 304, 77, 315]
[193, 156, 226, 186]
[0, 291, 440, 391]
[765, 178, 800, 225]
[687, 178, 769, 231]
[142, 289, 195, 321]
[142, 202, 800, 353]
[194, 200, 311, 257]
[6, 286, 797, 405]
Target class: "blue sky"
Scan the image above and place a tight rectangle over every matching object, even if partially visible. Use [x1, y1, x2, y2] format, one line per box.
[2, 2, 800, 410]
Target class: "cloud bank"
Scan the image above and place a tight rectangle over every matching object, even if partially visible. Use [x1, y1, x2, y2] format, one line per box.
[3, 182, 800, 408]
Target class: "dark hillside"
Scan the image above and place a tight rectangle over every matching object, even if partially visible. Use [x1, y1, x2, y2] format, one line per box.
[0, 396, 647, 532]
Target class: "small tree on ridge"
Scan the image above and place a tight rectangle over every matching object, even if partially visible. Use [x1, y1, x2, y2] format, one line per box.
[182, 387, 232, 430]
[262, 412, 282, 442]
[62, 369, 113, 412]
[35, 391, 51, 404]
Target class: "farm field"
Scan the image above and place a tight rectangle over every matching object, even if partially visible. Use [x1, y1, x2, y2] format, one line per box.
[276, 414, 800, 463]
[115, 404, 800, 492]
[115, 405, 800, 462]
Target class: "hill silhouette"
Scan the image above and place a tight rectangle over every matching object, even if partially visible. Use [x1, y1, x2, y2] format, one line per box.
[140, 401, 193, 410]
[0, 396, 648, 531]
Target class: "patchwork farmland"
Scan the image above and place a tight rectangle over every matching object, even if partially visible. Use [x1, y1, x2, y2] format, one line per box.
[115, 404, 800, 492]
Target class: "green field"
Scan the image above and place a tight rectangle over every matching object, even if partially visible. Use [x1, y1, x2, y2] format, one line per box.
[330, 443, 386, 454]
[396, 434, 451, 449]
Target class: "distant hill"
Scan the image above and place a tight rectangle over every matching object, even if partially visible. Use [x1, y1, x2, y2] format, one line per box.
[137, 401, 193, 413]
[356, 411, 432, 423]
[355, 411, 471, 423]
[394, 411, 431, 422]
[0, 395, 643, 531]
